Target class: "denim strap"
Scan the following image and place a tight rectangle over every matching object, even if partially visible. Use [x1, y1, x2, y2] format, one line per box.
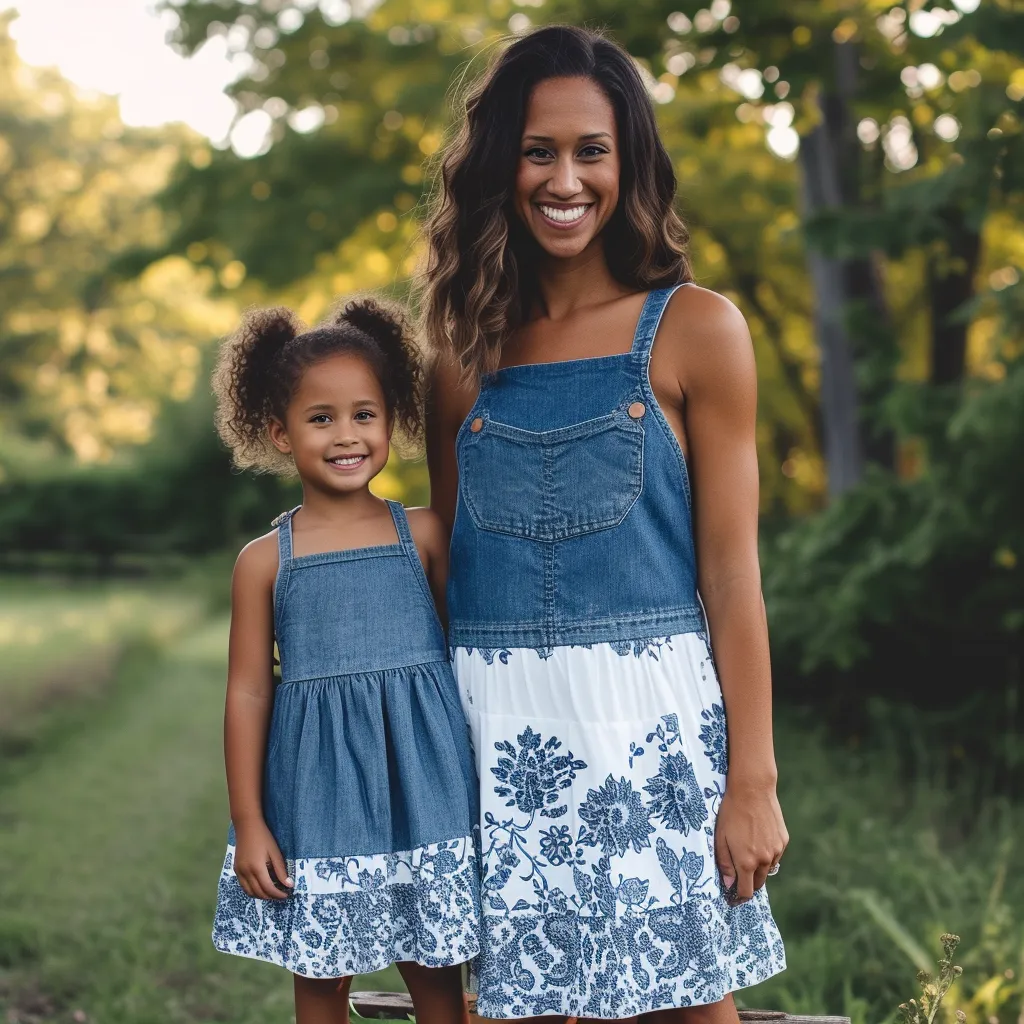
[386, 500, 440, 614]
[271, 506, 299, 629]
[272, 506, 299, 564]
[629, 284, 688, 361]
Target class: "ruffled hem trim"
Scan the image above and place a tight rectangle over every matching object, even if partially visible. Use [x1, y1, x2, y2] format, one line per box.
[213, 838, 480, 976]
[471, 903, 786, 1019]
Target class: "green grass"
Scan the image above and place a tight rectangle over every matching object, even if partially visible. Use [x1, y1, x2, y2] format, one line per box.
[0, 611, 403, 1023]
[754, 713, 1024, 1024]
[0, 576, 206, 756]
[0, 576, 1021, 1024]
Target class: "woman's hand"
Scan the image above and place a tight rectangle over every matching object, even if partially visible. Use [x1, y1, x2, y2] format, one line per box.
[715, 776, 788, 904]
[233, 818, 293, 900]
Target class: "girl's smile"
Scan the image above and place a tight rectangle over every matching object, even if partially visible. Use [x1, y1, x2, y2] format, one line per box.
[326, 453, 368, 469]
[269, 352, 392, 496]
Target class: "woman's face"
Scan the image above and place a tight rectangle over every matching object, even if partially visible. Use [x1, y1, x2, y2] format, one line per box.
[514, 75, 620, 263]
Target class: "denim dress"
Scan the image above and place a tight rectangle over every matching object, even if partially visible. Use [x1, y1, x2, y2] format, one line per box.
[213, 500, 480, 977]
[449, 287, 785, 1018]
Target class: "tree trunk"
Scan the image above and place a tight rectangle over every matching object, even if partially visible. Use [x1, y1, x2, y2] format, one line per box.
[929, 209, 982, 385]
[799, 110, 864, 497]
[799, 41, 901, 494]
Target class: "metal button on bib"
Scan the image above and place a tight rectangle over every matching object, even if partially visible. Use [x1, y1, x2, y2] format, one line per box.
[628, 401, 646, 419]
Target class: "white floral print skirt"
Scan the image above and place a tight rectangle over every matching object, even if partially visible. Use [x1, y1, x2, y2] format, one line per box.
[453, 633, 786, 1020]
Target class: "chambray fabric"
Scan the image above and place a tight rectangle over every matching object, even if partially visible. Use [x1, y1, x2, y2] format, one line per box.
[449, 287, 704, 651]
[258, 500, 477, 858]
[213, 501, 481, 976]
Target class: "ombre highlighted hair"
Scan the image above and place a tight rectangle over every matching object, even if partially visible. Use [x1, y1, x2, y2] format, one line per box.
[420, 24, 692, 377]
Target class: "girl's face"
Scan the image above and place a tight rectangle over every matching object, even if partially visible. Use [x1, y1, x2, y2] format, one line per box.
[269, 353, 392, 495]
[514, 75, 621, 263]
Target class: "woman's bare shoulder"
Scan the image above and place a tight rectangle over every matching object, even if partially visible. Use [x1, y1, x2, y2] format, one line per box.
[659, 284, 755, 394]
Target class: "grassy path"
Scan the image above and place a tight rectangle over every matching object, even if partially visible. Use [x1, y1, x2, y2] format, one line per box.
[3, 587, 1022, 1024]
[0, 617, 400, 1024]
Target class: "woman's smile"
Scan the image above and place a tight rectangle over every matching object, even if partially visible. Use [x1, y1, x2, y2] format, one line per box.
[534, 202, 594, 229]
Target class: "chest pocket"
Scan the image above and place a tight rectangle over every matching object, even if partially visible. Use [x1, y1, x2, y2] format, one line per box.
[459, 410, 644, 542]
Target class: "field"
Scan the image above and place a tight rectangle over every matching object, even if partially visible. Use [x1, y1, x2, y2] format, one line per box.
[0, 578, 1021, 1024]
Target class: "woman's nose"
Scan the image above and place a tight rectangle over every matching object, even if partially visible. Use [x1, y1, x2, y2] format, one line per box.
[548, 157, 582, 198]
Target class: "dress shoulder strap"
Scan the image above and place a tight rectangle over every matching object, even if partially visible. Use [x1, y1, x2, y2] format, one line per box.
[386, 500, 415, 551]
[270, 506, 299, 630]
[386, 500, 442, 616]
[630, 284, 689, 361]
[271, 506, 300, 564]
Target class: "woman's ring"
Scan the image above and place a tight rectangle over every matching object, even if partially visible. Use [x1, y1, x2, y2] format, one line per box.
[768, 862, 781, 876]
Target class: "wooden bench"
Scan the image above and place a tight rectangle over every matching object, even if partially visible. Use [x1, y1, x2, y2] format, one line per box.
[350, 991, 850, 1024]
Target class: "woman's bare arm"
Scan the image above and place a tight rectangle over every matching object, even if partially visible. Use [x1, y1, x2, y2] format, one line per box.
[425, 357, 477, 536]
[665, 286, 788, 903]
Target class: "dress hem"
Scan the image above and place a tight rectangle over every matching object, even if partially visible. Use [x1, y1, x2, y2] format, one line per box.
[212, 935, 481, 978]
[472, 955, 787, 1019]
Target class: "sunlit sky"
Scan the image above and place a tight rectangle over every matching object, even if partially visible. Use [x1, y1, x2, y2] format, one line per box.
[8, 0, 239, 141]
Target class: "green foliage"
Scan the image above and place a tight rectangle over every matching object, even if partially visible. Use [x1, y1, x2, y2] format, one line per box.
[0, 385, 299, 560]
[760, 716, 1024, 1024]
[898, 933, 964, 1024]
[0, 13, 234, 460]
[763, 353, 1023, 711]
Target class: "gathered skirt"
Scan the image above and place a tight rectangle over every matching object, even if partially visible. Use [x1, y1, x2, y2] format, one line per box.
[453, 633, 786, 1019]
[213, 660, 481, 976]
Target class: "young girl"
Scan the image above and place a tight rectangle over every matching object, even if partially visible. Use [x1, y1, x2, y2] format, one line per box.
[423, 25, 786, 1023]
[210, 298, 479, 1024]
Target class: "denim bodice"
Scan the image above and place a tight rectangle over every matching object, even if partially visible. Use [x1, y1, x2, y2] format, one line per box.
[273, 500, 447, 678]
[448, 285, 702, 649]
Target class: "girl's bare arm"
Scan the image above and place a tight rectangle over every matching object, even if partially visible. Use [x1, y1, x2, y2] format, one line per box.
[224, 533, 292, 900]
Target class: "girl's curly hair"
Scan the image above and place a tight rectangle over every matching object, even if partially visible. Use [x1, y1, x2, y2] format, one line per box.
[420, 24, 692, 377]
[212, 296, 422, 474]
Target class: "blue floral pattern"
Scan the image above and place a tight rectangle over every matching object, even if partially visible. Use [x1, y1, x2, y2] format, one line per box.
[579, 775, 655, 855]
[699, 703, 729, 776]
[213, 837, 479, 976]
[459, 634, 785, 1018]
[492, 726, 587, 818]
[458, 637, 676, 663]
[644, 753, 709, 835]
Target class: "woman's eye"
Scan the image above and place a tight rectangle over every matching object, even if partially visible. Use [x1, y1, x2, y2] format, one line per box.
[524, 146, 553, 160]
[579, 145, 608, 159]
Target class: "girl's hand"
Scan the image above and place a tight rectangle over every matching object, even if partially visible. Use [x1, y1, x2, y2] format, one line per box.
[233, 818, 294, 900]
[714, 777, 788, 905]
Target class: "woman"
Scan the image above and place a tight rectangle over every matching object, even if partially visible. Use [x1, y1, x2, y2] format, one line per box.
[423, 25, 787, 1022]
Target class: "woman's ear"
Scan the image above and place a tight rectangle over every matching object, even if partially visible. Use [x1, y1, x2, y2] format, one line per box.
[268, 417, 291, 455]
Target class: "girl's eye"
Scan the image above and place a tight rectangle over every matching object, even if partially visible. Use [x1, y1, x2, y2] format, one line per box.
[354, 410, 375, 422]
[310, 414, 332, 424]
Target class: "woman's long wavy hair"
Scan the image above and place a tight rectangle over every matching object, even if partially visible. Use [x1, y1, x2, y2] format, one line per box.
[420, 24, 692, 377]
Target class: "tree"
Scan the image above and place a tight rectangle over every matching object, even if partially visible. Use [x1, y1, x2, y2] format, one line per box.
[157, 1, 1023, 506]
[0, 12, 235, 465]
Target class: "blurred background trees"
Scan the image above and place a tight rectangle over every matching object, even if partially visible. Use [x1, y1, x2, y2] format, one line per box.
[2, 0, 1021, 725]
[149, 0, 1024, 733]
[1, 3, 1023, 1022]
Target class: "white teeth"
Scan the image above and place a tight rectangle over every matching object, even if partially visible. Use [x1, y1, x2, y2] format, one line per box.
[540, 204, 589, 224]
[331, 456, 365, 465]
